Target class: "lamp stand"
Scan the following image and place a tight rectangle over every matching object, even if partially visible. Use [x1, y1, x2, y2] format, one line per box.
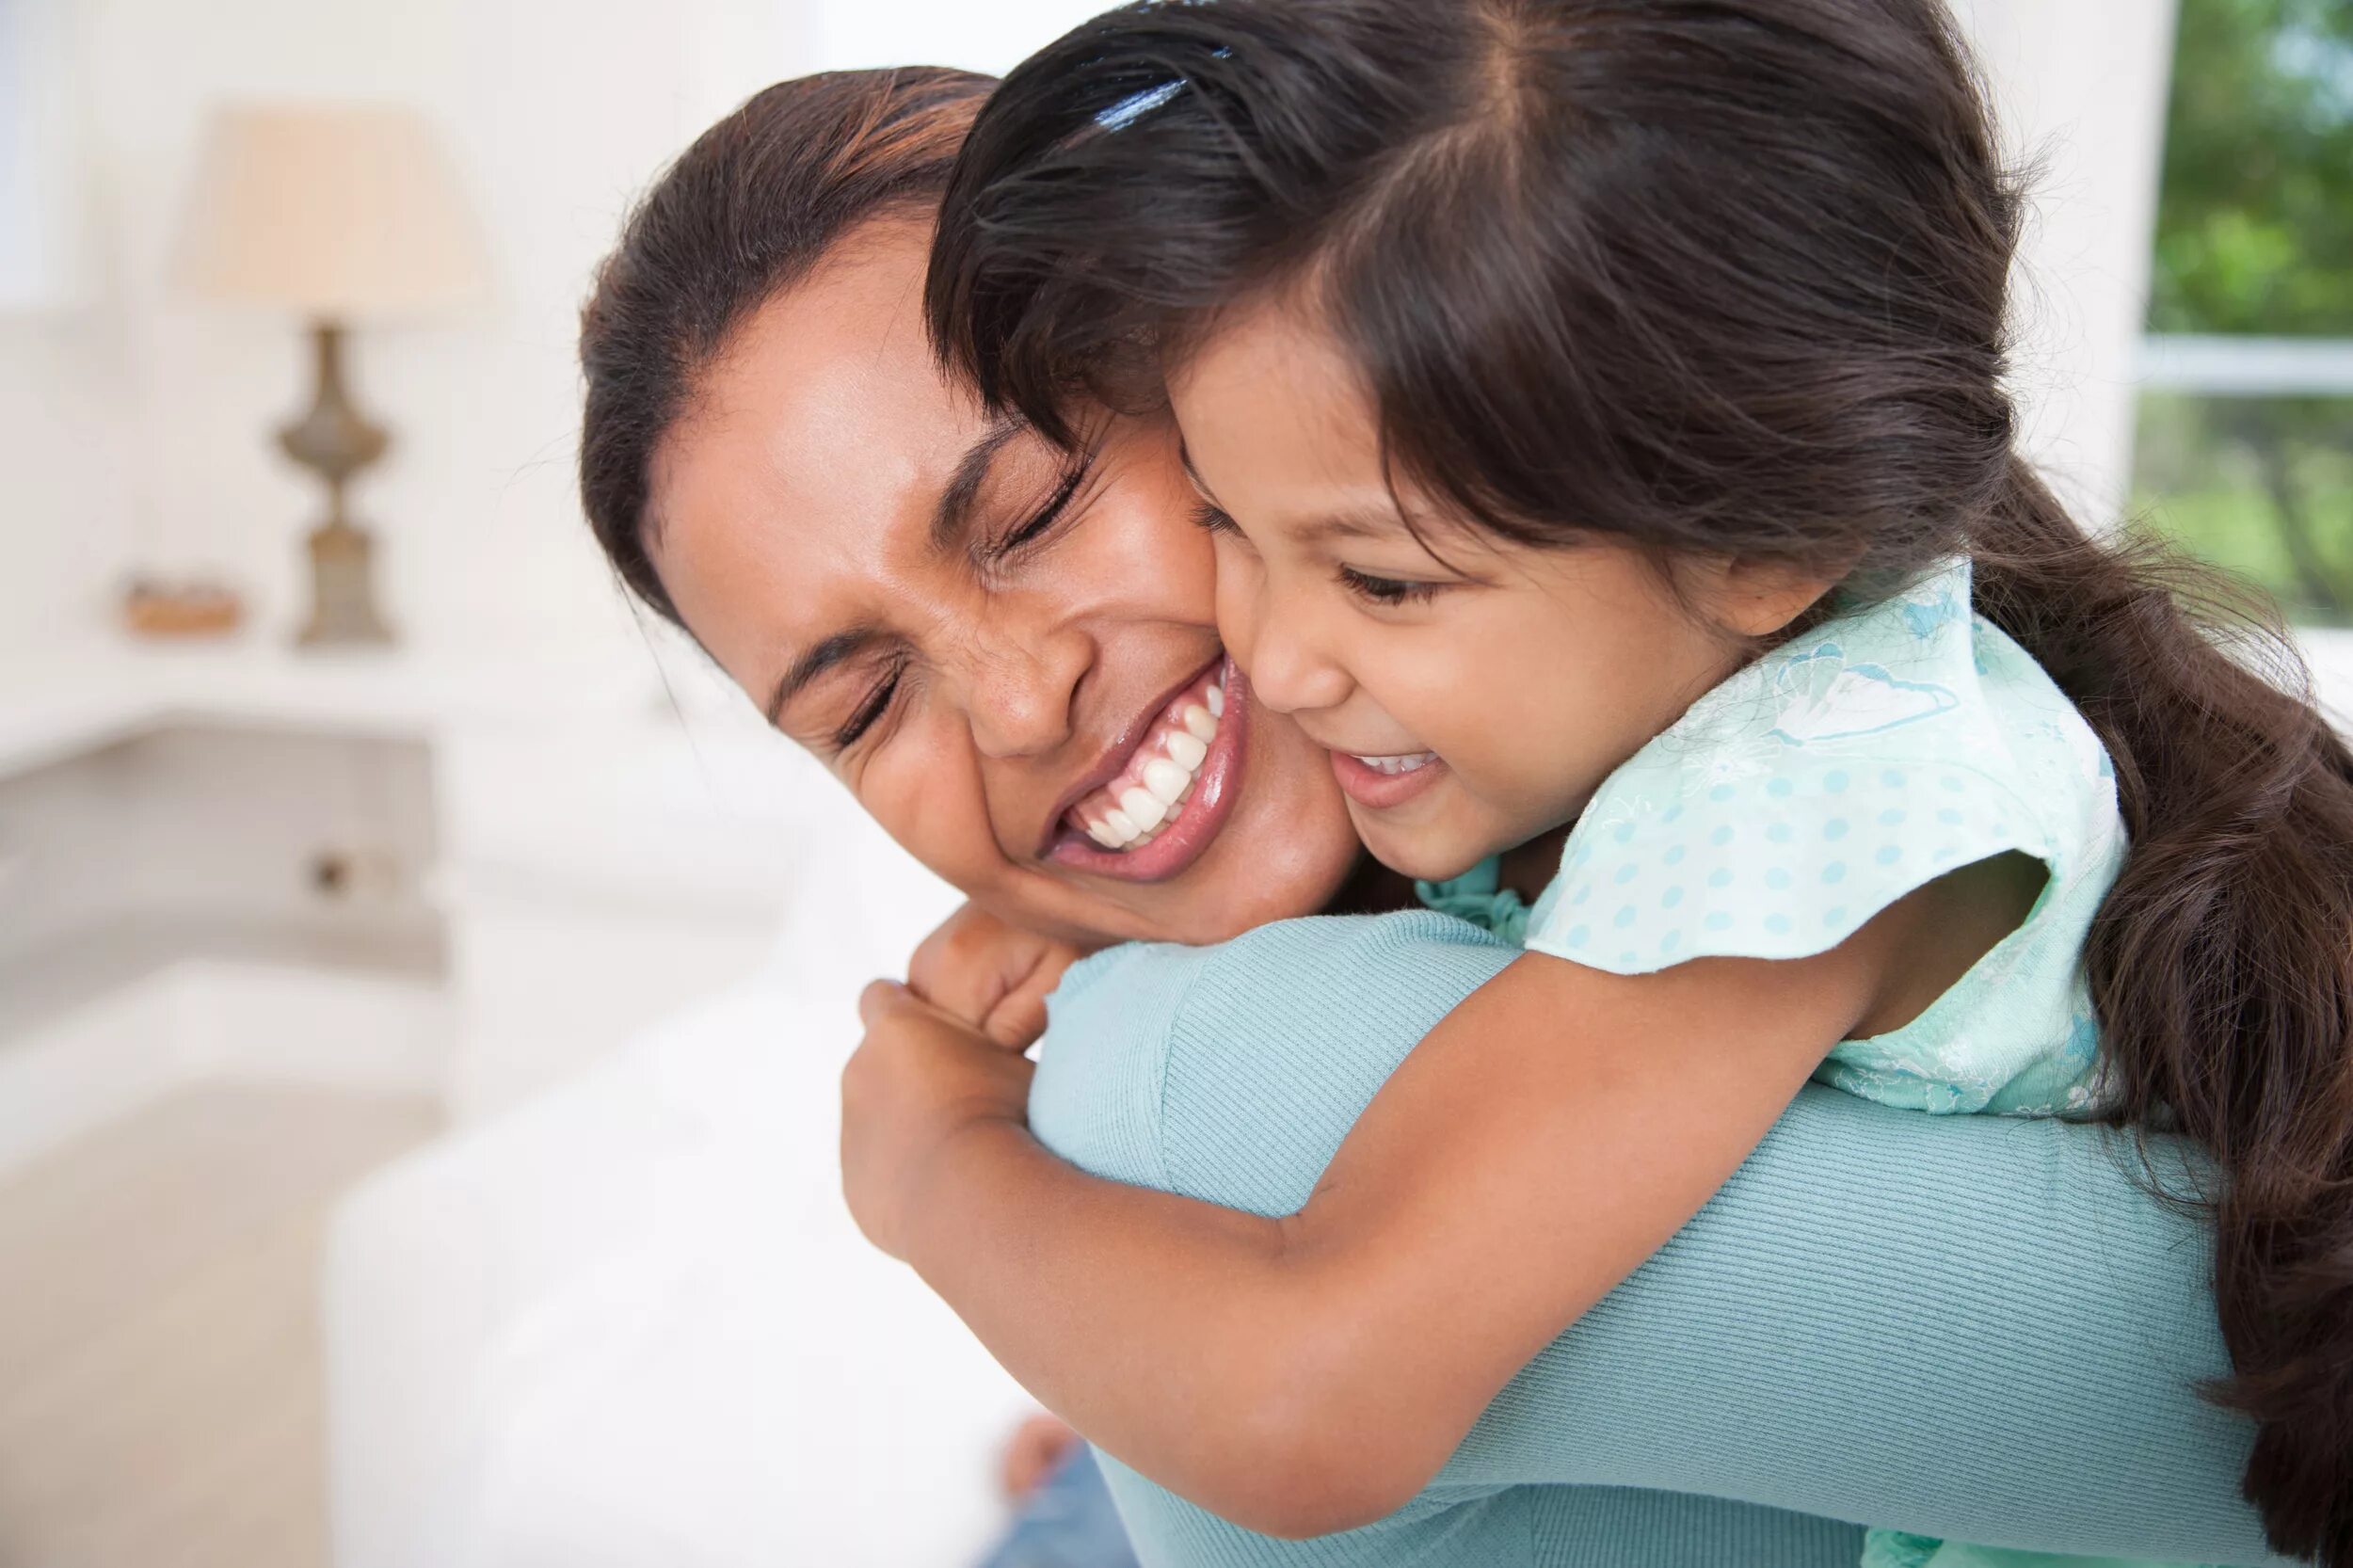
[280, 319, 394, 647]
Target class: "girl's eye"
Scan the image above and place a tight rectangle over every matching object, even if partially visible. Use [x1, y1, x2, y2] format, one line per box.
[991, 460, 1089, 559]
[834, 665, 903, 751]
[1191, 500, 1240, 536]
[1338, 566, 1444, 607]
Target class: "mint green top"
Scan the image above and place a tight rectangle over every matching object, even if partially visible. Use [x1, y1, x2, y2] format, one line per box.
[1524, 559, 2123, 1117]
[1032, 912, 2277, 1567]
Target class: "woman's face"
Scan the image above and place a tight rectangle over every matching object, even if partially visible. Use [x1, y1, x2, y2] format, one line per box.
[647, 220, 1363, 948]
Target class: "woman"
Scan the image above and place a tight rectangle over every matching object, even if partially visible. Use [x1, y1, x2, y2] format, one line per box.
[578, 67, 2277, 1566]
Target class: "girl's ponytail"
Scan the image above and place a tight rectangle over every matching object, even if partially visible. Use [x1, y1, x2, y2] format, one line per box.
[1975, 458, 2353, 1564]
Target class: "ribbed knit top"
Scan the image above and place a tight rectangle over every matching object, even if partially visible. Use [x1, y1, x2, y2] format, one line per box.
[1030, 911, 2280, 1568]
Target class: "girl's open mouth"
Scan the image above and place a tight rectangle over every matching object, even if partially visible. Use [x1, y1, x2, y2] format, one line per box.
[1329, 746, 1447, 810]
[1047, 656, 1248, 883]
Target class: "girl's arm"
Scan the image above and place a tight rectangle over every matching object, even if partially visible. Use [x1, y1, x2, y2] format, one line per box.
[848, 872, 1964, 1538]
[851, 911, 2275, 1564]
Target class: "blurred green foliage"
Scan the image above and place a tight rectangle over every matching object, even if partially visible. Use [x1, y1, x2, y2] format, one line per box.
[2137, 393, 2353, 617]
[2134, 0, 2353, 619]
[2149, 0, 2353, 335]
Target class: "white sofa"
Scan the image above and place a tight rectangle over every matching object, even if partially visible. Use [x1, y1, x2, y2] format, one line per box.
[324, 792, 1035, 1568]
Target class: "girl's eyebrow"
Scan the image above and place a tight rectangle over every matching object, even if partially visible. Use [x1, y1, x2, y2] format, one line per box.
[1178, 437, 1412, 545]
[1186, 433, 1421, 548]
[1291, 509, 1401, 545]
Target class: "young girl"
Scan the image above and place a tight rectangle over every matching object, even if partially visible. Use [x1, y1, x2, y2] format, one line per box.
[852, 1, 2353, 1562]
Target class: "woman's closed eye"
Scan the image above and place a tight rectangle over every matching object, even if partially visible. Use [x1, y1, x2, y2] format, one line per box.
[1191, 499, 1241, 537]
[833, 658, 906, 751]
[987, 457, 1092, 562]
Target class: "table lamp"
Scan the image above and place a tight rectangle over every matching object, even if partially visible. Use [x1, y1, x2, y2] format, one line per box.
[169, 104, 488, 647]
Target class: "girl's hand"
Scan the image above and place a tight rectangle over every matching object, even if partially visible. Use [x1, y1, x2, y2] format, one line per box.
[906, 903, 1086, 1049]
[841, 978, 1035, 1261]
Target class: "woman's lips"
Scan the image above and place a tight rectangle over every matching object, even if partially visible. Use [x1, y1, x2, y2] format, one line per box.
[1329, 747, 1447, 810]
[1064, 670, 1223, 852]
[1047, 657, 1248, 884]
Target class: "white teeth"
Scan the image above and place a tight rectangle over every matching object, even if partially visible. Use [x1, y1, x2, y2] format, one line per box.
[1353, 752, 1436, 776]
[1120, 786, 1168, 832]
[1066, 675, 1230, 853]
[1142, 757, 1190, 804]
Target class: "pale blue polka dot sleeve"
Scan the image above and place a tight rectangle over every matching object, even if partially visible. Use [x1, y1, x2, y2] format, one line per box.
[1522, 560, 2110, 995]
[1527, 755, 2045, 974]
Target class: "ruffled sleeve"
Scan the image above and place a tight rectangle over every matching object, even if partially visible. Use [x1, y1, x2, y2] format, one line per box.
[1523, 560, 2057, 974]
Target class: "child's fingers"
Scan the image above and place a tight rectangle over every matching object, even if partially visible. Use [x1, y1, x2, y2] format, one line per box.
[906, 916, 1018, 1029]
[981, 981, 1053, 1051]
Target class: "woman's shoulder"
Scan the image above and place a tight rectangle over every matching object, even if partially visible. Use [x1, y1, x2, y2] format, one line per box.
[1032, 912, 1514, 1208]
[1045, 909, 1513, 1027]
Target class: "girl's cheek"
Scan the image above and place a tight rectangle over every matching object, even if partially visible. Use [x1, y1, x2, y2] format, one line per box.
[1211, 547, 1265, 669]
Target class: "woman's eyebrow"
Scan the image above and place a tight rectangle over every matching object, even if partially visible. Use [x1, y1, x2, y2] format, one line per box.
[930, 414, 1025, 552]
[765, 626, 886, 727]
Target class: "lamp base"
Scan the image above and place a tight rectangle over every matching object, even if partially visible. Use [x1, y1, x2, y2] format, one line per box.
[297, 520, 394, 648]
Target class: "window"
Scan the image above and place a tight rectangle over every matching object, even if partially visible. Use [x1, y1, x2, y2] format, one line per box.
[2133, 0, 2353, 623]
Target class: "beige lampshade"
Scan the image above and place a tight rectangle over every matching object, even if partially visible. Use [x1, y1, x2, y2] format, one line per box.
[170, 103, 489, 318]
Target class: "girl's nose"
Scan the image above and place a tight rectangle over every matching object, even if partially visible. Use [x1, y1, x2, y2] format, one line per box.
[965, 615, 1089, 760]
[1230, 577, 1351, 717]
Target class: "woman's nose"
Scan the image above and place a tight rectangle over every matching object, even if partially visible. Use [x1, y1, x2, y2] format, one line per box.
[964, 616, 1089, 760]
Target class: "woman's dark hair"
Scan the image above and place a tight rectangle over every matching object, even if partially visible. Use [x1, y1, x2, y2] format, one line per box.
[926, 1, 2353, 1557]
[579, 66, 992, 626]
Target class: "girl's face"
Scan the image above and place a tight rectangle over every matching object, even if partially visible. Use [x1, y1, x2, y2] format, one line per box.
[1170, 298, 1815, 884]
[646, 222, 1364, 949]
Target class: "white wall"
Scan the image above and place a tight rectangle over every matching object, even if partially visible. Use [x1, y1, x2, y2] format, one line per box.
[1958, 0, 2183, 524]
[0, 311, 134, 650]
[55, 0, 811, 658]
[0, 0, 2177, 665]
[0, 0, 82, 308]
[0, 0, 1113, 664]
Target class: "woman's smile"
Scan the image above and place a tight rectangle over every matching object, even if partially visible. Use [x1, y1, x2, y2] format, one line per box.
[1047, 655, 1247, 882]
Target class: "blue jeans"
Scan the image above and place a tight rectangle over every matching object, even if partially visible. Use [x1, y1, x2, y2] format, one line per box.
[973, 1442, 1140, 1568]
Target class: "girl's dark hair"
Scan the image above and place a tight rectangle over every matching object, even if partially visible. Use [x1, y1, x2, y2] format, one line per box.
[925, 2, 2353, 1557]
[579, 66, 993, 625]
